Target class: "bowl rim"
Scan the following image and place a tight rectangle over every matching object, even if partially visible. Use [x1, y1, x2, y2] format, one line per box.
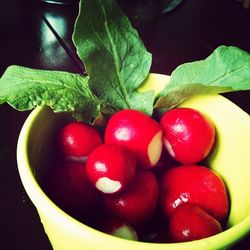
[17, 98, 250, 250]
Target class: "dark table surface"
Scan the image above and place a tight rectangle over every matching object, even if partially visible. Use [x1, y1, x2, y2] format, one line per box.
[0, 0, 250, 249]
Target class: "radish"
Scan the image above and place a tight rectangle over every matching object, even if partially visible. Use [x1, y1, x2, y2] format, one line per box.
[86, 144, 137, 194]
[168, 203, 222, 242]
[105, 109, 163, 168]
[104, 170, 159, 225]
[41, 162, 100, 219]
[160, 108, 215, 164]
[159, 165, 229, 222]
[57, 121, 103, 162]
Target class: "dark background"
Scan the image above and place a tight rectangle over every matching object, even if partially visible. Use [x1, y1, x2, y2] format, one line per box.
[0, 0, 249, 249]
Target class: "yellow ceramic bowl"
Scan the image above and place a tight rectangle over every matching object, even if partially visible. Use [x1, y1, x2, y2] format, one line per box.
[17, 74, 250, 250]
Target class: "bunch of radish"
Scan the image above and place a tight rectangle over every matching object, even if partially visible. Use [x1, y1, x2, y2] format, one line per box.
[42, 108, 229, 243]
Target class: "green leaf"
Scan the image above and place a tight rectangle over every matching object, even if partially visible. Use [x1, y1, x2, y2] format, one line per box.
[155, 46, 250, 109]
[73, 0, 154, 115]
[0, 65, 104, 123]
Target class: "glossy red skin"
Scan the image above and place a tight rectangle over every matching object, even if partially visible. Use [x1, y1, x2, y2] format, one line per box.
[86, 144, 137, 194]
[168, 203, 222, 242]
[160, 165, 229, 222]
[160, 108, 215, 164]
[41, 162, 99, 219]
[104, 170, 159, 225]
[104, 109, 163, 168]
[58, 121, 103, 159]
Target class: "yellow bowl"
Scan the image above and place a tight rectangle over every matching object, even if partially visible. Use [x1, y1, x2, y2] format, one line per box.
[17, 74, 250, 250]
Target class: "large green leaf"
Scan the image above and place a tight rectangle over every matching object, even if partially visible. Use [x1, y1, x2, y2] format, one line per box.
[155, 46, 250, 109]
[0, 65, 103, 123]
[73, 0, 154, 114]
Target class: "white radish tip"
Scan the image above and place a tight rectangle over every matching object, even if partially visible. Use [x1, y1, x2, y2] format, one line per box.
[96, 177, 122, 194]
[163, 138, 175, 158]
[148, 131, 163, 166]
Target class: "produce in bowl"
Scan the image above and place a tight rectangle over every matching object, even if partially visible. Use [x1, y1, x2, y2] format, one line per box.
[1, 0, 250, 249]
[104, 109, 163, 168]
[15, 79, 250, 250]
[160, 107, 216, 164]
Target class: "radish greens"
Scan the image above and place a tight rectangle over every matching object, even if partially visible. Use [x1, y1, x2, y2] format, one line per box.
[0, 0, 250, 123]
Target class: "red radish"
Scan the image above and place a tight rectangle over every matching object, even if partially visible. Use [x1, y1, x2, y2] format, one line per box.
[99, 217, 138, 241]
[104, 170, 158, 225]
[105, 109, 163, 168]
[160, 108, 215, 164]
[41, 162, 99, 219]
[86, 144, 137, 194]
[160, 165, 229, 222]
[168, 203, 222, 242]
[57, 121, 102, 162]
